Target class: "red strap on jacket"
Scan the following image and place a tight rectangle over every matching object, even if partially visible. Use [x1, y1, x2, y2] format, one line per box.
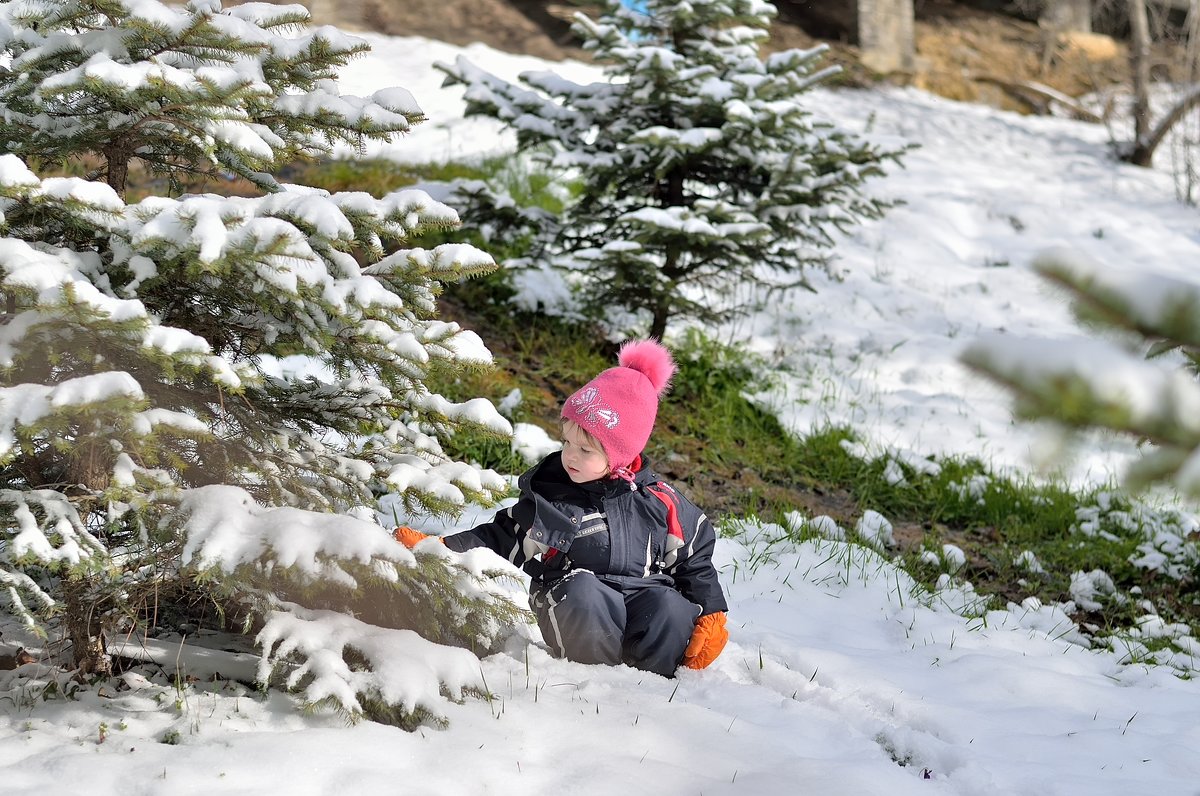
[646, 483, 685, 546]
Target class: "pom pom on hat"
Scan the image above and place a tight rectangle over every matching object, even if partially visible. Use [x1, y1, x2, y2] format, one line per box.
[617, 339, 676, 396]
[561, 339, 677, 472]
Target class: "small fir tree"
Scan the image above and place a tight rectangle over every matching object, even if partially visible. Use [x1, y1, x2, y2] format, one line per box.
[962, 249, 1200, 497]
[439, 0, 906, 338]
[0, 0, 520, 723]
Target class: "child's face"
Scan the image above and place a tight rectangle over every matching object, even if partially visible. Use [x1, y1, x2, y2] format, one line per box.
[560, 420, 610, 483]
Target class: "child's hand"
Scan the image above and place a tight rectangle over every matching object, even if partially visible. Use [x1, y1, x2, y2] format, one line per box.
[393, 526, 435, 548]
[682, 611, 728, 670]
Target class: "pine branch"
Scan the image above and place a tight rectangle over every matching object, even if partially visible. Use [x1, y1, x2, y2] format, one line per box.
[1034, 250, 1200, 352]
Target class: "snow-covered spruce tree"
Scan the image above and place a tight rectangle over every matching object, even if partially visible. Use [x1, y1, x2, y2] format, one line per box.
[0, 0, 522, 723]
[961, 249, 1200, 497]
[439, 0, 906, 339]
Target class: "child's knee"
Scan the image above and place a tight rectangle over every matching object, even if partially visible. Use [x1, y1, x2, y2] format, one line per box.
[625, 588, 700, 649]
[532, 572, 625, 663]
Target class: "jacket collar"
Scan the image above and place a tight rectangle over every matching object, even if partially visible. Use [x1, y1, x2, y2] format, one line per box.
[521, 452, 656, 499]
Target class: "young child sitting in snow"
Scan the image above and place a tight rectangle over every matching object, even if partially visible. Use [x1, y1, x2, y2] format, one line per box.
[394, 340, 728, 677]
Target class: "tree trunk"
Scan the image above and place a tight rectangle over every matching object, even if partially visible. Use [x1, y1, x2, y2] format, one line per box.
[1133, 84, 1200, 169]
[1183, 0, 1199, 99]
[650, 168, 687, 340]
[307, 0, 363, 28]
[1127, 0, 1155, 166]
[1041, 0, 1092, 33]
[63, 577, 111, 677]
[857, 0, 914, 73]
[63, 443, 114, 677]
[649, 306, 668, 341]
[102, 140, 132, 198]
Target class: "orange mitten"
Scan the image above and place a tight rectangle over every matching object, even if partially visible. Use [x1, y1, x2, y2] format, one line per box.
[393, 526, 431, 548]
[682, 611, 728, 670]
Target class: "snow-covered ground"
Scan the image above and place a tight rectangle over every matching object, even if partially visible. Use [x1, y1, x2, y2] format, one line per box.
[3, 523, 1198, 795]
[5, 31, 1200, 796]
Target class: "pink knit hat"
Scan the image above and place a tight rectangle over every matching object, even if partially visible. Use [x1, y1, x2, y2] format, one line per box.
[561, 340, 677, 472]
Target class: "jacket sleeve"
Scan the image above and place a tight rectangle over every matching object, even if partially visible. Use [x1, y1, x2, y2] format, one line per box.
[669, 507, 728, 616]
[442, 500, 533, 567]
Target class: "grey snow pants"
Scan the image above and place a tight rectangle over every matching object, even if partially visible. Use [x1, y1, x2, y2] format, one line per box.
[530, 570, 701, 677]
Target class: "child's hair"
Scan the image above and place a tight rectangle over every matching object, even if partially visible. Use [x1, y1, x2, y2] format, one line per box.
[561, 418, 607, 461]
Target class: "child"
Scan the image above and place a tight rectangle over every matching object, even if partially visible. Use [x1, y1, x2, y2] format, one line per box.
[394, 340, 728, 677]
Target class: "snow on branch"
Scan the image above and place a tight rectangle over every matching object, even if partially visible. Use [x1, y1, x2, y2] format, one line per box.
[0, 488, 107, 631]
[964, 249, 1200, 498]
[175, 485, 524, 721]
[961, 332, 1200, 446]
[0, 236, 243, 387]
[256, 602, 485, 721]
[437, 55, 590, 137]
[178, 481, 511, 584]
[1034, 248, 1200, 350]
[0, 373, 145, 460]
[0, 488, 106, 569]
[274, 88, 423, 137]
[381, 457, 508, 507]
[178, 484, 414, 578]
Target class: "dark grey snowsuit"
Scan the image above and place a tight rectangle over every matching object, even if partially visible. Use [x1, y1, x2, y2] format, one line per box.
[443, 453, 727, 677]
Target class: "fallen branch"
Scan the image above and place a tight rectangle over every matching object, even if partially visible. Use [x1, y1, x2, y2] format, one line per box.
[970, 73, 1103, 123]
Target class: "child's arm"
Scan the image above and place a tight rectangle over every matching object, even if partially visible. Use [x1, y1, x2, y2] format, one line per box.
[669, 507, 729, 669]
[440, 502, 533, 567]
[669, 512, 728, 616]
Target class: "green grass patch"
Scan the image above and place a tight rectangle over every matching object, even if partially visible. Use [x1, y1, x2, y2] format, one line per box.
[281, 157, 489, 197]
